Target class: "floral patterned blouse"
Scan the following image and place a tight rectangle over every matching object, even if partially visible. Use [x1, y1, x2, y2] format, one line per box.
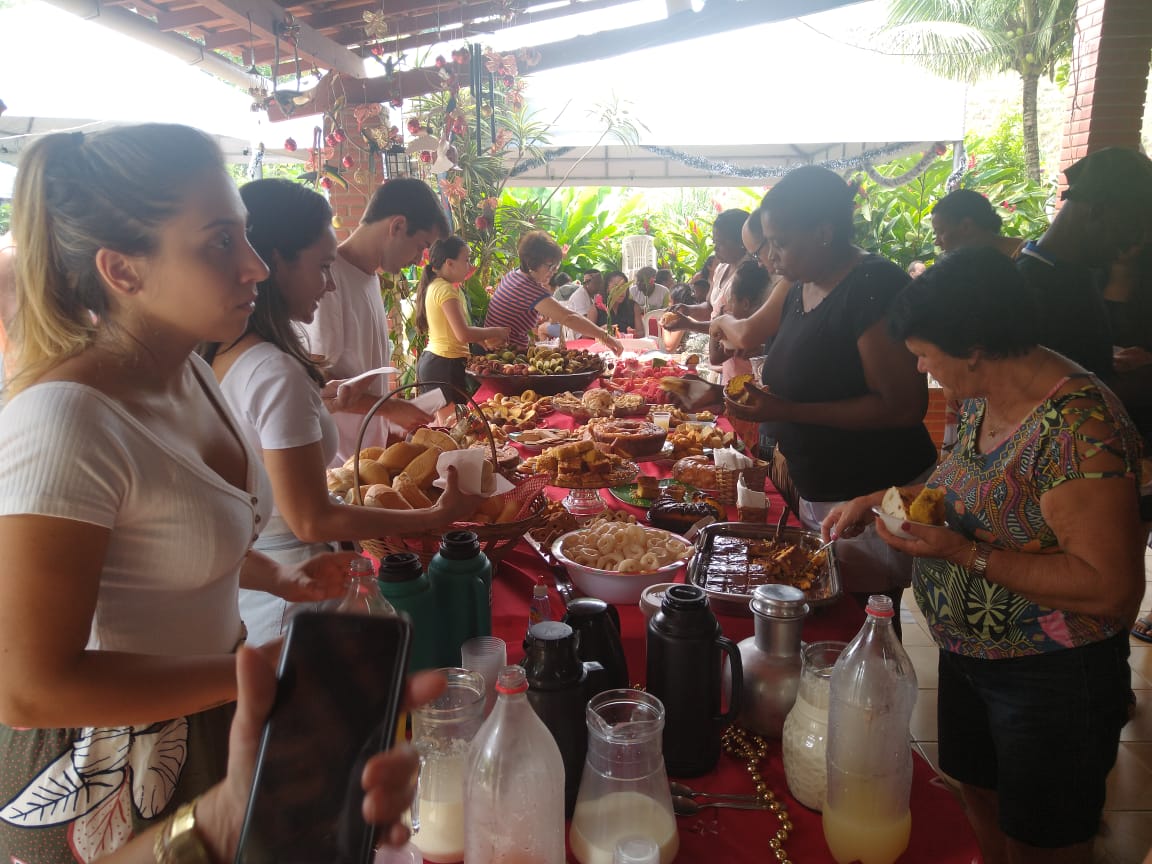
[915, 374, 1143, 659]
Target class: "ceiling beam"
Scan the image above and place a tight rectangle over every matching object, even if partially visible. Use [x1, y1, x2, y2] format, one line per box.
[190, 0, 366, 76]
[155, 5, 225, 29]
[272, 0, 865, 119]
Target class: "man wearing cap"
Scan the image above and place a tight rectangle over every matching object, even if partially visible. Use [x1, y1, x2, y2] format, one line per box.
[1016, 147, 1152, 377]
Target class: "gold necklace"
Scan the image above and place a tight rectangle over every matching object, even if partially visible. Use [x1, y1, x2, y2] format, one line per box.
[720, 726, 794, 863]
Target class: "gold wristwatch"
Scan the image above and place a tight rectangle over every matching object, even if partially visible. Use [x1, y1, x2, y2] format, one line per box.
[153, 799, 212, 864]
[970, 543, 994, 579]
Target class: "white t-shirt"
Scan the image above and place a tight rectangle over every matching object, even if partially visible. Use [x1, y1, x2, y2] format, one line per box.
[0, 355, 270, 655]
[629, 283, 670, 315]
[561, 284, 593, 340]
[218, 342, 339, 543]
[709, 263, 737, 318]
[300, 252, 392, 465]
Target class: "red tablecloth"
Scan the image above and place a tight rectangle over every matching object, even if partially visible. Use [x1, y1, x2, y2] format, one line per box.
[473, 360, 980, 864]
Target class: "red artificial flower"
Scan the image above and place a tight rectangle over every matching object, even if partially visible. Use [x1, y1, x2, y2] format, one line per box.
[284, 137, 297, 152]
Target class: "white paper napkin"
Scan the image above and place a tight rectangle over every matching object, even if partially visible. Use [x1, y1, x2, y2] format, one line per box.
[715, 446, 753, 470]
[335, 365, 398, 400]
[385, 389, 449, 436]
[737, 474, 766, 508]
[432, 449, 516, 498]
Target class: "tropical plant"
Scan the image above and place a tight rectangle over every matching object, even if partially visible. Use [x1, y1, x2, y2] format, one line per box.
[879, 0, 1076, 181]
[852, 132, 1054, 267]
[0, 201, 9, 235]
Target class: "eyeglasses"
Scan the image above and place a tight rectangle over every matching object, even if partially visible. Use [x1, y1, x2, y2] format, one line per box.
[747, 237, 768, 263]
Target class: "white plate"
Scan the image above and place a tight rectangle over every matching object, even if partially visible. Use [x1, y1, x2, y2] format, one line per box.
[870, 506, 918, 540]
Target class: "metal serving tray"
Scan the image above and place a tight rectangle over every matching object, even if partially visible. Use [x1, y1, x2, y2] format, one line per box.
[686, 521, 842, 616]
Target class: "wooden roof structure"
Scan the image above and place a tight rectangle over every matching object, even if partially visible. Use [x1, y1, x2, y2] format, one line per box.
[39, 0, 865, 116]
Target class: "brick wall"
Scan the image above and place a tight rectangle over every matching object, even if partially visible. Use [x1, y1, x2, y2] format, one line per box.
[1058, 0, 1152, 181]
[326, 105, 379, 242]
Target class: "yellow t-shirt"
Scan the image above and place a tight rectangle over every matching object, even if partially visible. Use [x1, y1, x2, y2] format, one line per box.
[425, 277, 470, 359]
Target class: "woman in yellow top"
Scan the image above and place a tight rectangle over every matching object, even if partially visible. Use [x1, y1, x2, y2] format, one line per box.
[415, 235, 509, 404]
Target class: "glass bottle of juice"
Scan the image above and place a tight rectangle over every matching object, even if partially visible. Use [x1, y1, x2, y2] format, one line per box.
[823, 595, 917, 864]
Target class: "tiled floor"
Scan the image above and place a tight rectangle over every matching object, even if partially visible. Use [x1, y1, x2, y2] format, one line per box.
[901, 547, 1152, 863]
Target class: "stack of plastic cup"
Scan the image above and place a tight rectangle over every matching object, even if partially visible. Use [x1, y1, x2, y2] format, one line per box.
[460, 635, 507, 717]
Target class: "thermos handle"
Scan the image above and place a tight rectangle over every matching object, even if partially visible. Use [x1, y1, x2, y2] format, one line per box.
[605, 602, 621, 633]
[715, 635, 743, 724]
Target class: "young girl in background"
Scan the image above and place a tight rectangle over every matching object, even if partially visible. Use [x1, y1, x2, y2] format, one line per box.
[415, 236, 509, 404]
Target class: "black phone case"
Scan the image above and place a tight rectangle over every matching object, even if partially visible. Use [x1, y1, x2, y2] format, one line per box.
[234, 612, 412, 864]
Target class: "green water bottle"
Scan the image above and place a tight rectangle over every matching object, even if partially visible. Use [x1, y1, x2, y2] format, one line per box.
[377, 552, 438, 673]
[428, 530, 493, 667]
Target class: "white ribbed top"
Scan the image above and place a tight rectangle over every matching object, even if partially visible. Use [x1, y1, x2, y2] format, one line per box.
[0, 355, 271, 655]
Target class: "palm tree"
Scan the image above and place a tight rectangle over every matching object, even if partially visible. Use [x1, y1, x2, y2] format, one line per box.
[880, 0, 1076, 181]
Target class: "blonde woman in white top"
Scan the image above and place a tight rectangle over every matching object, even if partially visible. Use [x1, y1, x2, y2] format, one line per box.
[0, 125, 352, 863]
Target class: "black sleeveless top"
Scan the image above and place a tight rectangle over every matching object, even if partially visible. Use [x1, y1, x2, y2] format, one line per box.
[763, 255, 937, 502]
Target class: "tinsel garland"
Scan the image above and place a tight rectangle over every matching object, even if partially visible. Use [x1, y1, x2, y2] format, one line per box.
[506, 141, 949, 183]
[643, 141, 917, 179]
[862, 145, 945, 188]
[508, 145, 576, 177]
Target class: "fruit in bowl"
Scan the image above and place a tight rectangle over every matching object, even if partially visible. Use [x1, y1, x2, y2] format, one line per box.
[551, 525, 694, 604]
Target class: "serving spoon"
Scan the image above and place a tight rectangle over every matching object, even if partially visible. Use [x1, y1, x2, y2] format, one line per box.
[672, 795, 769, 816]
[669, 781, 761, 803]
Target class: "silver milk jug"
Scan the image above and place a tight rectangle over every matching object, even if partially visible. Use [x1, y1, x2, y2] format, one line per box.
[723, 584, 808, 738]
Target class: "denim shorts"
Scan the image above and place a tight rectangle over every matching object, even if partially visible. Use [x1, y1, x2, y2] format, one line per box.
[937, 631, 1130, 847]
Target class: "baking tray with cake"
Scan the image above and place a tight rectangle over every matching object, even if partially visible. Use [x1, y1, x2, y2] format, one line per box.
[686, 522, 842, 614]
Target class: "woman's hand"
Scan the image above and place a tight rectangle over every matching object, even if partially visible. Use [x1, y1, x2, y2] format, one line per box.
[380, 400, 434, 432]
[1114, 346, 1152, 372]
[820, 494, 882, 542]
[434, 465, 484, 524]
[725, 386, 790, 423]
[874, 517, 971, 564]
[661, 307, 689, 332]
[193, 645, 447, 864]
[271, 551, 357, 602]
[601, 333, 624, 356]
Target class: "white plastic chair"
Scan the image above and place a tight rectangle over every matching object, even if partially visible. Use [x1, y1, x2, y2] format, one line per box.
[642, 309, 665, 338]
[621, 235, 657, 280]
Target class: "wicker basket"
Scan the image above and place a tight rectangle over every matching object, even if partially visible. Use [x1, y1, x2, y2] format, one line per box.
[713, 458, 769, 506]
[351, 380, 551, 567]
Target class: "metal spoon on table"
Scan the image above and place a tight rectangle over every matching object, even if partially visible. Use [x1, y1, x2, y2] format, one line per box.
[669, 781, 762, 803]
[672, 795, 769, 816]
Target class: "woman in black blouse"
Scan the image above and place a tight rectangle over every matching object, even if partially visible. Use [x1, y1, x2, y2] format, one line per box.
[711, 166, 937, 628]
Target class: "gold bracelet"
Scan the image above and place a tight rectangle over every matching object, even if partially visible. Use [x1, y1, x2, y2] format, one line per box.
[153, 798, 212, 864]
[964, 541, 979, 570]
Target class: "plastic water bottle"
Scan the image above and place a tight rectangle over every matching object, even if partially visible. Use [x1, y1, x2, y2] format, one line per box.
[463, 666, 565, 864]
[335, 556, 396, 617]
[823, 595, 917, 864]
[529, 583, 553, 630]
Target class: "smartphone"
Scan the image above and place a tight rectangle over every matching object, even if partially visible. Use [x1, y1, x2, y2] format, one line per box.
[235, 611, 412, 864]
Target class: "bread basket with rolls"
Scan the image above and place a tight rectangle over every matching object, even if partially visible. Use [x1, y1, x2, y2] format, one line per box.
[340, 381, 550, 566]
[671, 453, 769, 505]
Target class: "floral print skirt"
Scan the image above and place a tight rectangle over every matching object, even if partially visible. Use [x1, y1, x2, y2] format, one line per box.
[0, 704, 233, 864]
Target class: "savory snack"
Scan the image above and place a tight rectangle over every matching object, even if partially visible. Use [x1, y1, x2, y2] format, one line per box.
[635, 475, 661, 500]
[647, 495, 724, 533]
[725, 374, 760, 405]
[589, 418, 668, 459]
[559, 523, 691, 573]
[672, 455, 719, 490]
[660, 310, 680, 328]
[519, 439, 633, 485]
[666, 423, 733, 458]
[881, 485, 947, 526]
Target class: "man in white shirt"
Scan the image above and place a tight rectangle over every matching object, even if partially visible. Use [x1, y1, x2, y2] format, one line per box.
[303, 178, 450, 465]
[630, 266, 671, 335]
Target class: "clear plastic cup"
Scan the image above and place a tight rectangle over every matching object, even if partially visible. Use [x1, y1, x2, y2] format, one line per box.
[460, 635, 507, 717]
[651, 411, 671, 431]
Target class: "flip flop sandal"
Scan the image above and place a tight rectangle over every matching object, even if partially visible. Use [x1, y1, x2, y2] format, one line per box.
[1131, 618, 1152, 644]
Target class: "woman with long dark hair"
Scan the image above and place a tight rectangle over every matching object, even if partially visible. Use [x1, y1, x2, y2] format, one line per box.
[205, 180, 479, 644]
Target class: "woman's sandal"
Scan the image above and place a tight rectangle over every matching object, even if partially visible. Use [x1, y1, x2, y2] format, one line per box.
[1132, 616, 1152, 644]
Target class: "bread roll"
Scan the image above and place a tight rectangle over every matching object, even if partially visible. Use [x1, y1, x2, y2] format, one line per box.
[412, 427, 458, 453]
[481, 461, 495, 495]
[345, 484, 372, 504]
[393, 472, 434, 508]
[357, 460, 392, 486]
[497, 495, 521, 522]
[359, 446, 386, 461]
[364, 484, 410, 510]
[880, 486, 910, 520]
[404, 445, 443, 488]
[379, 441, 426, 471]
[327, 466, 355, 493]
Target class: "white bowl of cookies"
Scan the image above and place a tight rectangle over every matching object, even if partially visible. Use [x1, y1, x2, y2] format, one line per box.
[551, 524, 694, 604]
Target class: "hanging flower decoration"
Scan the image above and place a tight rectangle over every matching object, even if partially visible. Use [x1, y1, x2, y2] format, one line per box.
[439, 176, 467, 204]
[517, 47, 541, 68]
[362, 10, 389, 40]
[352, 103, 382, 131]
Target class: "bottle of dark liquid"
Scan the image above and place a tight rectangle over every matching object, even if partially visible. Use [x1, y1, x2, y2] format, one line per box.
[645, 584, 742, 777]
